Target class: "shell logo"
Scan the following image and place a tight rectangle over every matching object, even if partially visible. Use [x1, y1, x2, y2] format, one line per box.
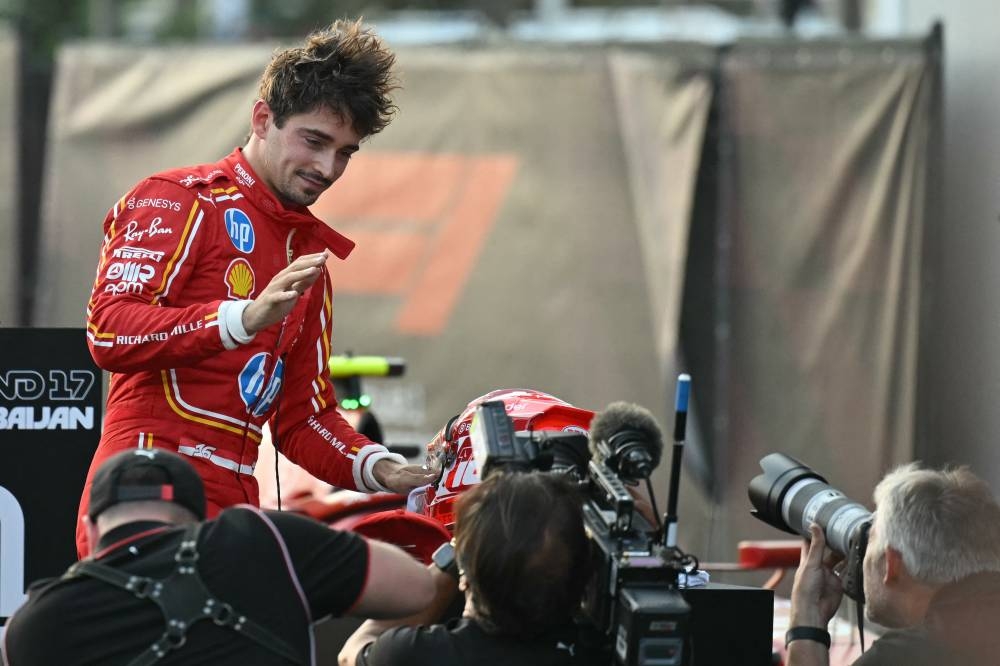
[225, 258, 255, 299]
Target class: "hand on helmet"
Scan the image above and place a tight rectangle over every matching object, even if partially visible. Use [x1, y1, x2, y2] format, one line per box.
[373, 458, 440, 495]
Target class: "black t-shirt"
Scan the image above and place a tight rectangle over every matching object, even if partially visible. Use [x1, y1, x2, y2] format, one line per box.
[853, 628, 954, 666]
[360, 617, 602, 666]
[852, 572, 1000, 666]
[2, 507, 368, 665]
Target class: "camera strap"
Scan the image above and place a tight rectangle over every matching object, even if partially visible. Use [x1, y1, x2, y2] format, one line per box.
[66, 523, 303, 665]
[856, 598, 866, 653]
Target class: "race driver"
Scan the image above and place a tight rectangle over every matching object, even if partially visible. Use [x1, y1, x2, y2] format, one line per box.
[77, 19, 436, 556]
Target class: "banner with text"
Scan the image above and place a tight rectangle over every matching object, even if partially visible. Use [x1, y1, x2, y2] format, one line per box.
[0, 328, 102, 624]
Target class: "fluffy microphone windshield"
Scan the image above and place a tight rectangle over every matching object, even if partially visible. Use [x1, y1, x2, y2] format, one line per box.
[588, 402, 664, 478]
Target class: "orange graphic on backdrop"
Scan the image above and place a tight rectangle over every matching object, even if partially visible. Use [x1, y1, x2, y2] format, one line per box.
[312, 152, 519, 336]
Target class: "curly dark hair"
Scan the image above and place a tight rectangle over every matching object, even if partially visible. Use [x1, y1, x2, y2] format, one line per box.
[258, 18, 398, 137]
[454, 472, 590, 638]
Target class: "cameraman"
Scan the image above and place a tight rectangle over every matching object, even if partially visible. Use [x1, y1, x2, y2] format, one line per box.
[787, 463, 1000, 666]
[2, 449, 434, 665]
[339, 471, 597, 666]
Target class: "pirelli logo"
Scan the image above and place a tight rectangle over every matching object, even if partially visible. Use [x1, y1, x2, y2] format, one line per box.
[112, 246, 165, 262]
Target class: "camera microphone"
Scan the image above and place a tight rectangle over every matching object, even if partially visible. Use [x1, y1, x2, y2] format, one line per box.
[664, 374, 690, 549]
[588, 401, 664, 482]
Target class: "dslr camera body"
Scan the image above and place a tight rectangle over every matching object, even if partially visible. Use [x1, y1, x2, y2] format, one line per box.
[470, 399, 691, 666]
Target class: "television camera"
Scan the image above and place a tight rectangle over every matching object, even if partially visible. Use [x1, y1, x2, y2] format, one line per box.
[467, 378, 695, 666]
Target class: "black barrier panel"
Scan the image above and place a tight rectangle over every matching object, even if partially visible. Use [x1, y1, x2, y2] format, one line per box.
[0, 328, 102, 624]
[313, 583, 773, 664]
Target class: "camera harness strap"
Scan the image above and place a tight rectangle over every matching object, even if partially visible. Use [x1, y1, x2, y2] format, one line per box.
[65, 523, 303, 665]
[854, 520, 871, 654]
[856, 599, 866, 653]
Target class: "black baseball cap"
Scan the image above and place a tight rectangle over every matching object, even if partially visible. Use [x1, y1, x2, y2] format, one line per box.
[88, 449, 206, 520]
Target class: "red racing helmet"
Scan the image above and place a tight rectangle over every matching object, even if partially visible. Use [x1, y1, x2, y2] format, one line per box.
[422, 388, 594, 530]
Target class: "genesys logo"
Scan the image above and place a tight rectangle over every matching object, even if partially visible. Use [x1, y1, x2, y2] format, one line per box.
[224, 208, 255, 254]
[126, 196, 181, 212]
[0, 370, 97, 431]
[238, 353, 284, 418]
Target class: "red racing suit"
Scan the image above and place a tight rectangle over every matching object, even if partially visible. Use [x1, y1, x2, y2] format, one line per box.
[78, 148, 402, 555]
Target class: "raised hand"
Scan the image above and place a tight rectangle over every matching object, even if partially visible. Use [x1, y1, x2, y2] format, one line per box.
[242, 251, 329, 335]
[791, 523, 845, 628]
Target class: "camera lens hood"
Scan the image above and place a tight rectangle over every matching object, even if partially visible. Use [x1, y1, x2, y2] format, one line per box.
[748, 452, 827, 534]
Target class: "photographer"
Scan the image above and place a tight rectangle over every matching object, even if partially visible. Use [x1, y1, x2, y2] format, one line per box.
[339, 471, 598, 666]
[2, 449, 434, 665]
[786, 463, 1000, 666]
